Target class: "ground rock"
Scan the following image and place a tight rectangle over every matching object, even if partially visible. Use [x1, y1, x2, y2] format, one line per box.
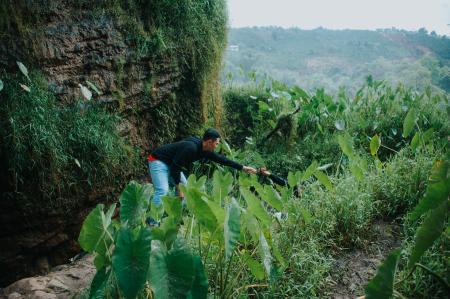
[1, 255, 95, 299]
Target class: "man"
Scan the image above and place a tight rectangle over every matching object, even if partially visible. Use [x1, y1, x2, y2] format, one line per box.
[148, 128, 257, 206]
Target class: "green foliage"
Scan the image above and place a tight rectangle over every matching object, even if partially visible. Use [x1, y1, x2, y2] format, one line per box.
[79, 181, 209, 298]
[365, 158, 450, 298]
[402, 107, 417, 137]
[212, 170, 234, 203]
[409, 160, 450, 220]
[224, 198, 241, 260]
[119, 181, 151, 228]
[240, 187, 271, 226]
[370, 134, 381, 156]
[184, 187, 218, 233]
[112, 227, 152, 299]
[0, 71, 140, 205]
[149, 240, 197, 299]
[365, 249, 401, 299]
[408, 200, 448, 268]
[188, 255, 209, 299]
[75, 53, 449, 299]
[224, 27, 450, 94]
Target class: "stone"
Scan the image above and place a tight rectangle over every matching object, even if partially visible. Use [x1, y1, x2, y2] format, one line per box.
[1, 255, 95, 299]
[47, 278, 69, 291]
[2, 277, 48, 294]
[30, 291, 57, 299]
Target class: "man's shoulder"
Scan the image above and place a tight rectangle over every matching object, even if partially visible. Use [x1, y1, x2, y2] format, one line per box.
[178, 137, 200, 150]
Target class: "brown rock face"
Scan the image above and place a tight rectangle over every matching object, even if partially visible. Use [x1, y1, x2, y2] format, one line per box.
[0, 0, 210, 286]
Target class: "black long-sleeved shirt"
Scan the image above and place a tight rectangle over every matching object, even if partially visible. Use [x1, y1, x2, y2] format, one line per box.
[267, 173, 288, 187]
[151, 136, 243, 184]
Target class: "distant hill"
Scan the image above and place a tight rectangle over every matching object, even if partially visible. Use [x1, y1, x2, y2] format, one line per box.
[223, 27, 450, 94]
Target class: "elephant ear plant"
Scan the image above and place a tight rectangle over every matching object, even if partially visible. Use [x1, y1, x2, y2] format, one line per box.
[78, 181, 208, 299]
[79, 167, 332, 298]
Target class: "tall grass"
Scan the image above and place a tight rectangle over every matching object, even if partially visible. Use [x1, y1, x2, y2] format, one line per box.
[0, 72, 139, 206]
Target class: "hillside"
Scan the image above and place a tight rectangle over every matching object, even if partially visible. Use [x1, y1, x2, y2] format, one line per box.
[224, 27, 450, 94]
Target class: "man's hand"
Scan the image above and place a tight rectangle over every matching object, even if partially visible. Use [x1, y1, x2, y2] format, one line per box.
[176, 185, 185, 199]
[258, 167, 271, 176]
[243, 166, 257, 174]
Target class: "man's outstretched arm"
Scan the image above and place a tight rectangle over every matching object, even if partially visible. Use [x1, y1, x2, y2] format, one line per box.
[204, 151, 257, 174]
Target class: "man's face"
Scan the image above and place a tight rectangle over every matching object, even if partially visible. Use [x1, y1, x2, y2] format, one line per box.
[204, 138, 220, 152]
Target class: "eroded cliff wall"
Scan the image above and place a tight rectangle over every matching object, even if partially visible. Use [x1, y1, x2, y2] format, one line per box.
[0, 0, 227, 285]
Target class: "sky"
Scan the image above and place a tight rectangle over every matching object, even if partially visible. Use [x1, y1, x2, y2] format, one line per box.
[228, 0, 450, 35]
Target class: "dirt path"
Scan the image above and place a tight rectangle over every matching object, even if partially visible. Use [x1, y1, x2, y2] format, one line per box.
[326, 221, 401, 299]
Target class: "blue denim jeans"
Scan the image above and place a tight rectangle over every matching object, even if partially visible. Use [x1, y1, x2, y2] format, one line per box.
[148, 160, 187, 206]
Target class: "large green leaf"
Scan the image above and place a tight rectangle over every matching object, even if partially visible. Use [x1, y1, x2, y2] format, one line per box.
[149, 239, 196, 299]
[408, 200, 448, 268]
[402, 107, 416, 138]
[349, 161, 365, 181]
[422, 128, 434, 143]
[258, 231, 274, 281]
[187, 255, 208, 299]
[370, 134, 381, 156]
[152, 216, 179, 249]
[337, 133, 354, 158]
[112, 227, 152, 299]
[302, 160, 318, 181]
[150, 199, 165, 222]
[314, 170, 333, 192]
[162, 195, 182, 223]
[166, 239, 196, 297]
[410, 132, 421, 151]
[238, 173, 258, 188]
[243, 252, 265, 280]
[242, 212, 260, 243]
[287, 171, 299, 188]
[186, 188, 218, 232]
[205, 199, 225, 225]
[240, 187, 271, 226]
[224, 198, 241, 260]
[89, 267, 107, 299]
[261, 185, 284, 211]
[212, 170, 234, 203]
[187, 174, 207, 191]
[409, 160, 450, 221]
[119, 181, 151, 227]
[78, 204, 115, 254]
[270, 240, 287, 270]
[79, 204, 104, 252]
[365, 249, 401, 299]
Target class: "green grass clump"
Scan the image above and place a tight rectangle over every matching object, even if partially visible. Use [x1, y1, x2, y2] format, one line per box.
[0, 72, 139, 206]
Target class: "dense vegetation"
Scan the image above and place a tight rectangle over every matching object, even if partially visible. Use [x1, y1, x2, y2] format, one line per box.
[78, 75, 449, 298]
[224, 27, 450, 95]
[0, 69, 139, 205]
[1, 2, 448, 298]
[0, 0, 228, 204]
